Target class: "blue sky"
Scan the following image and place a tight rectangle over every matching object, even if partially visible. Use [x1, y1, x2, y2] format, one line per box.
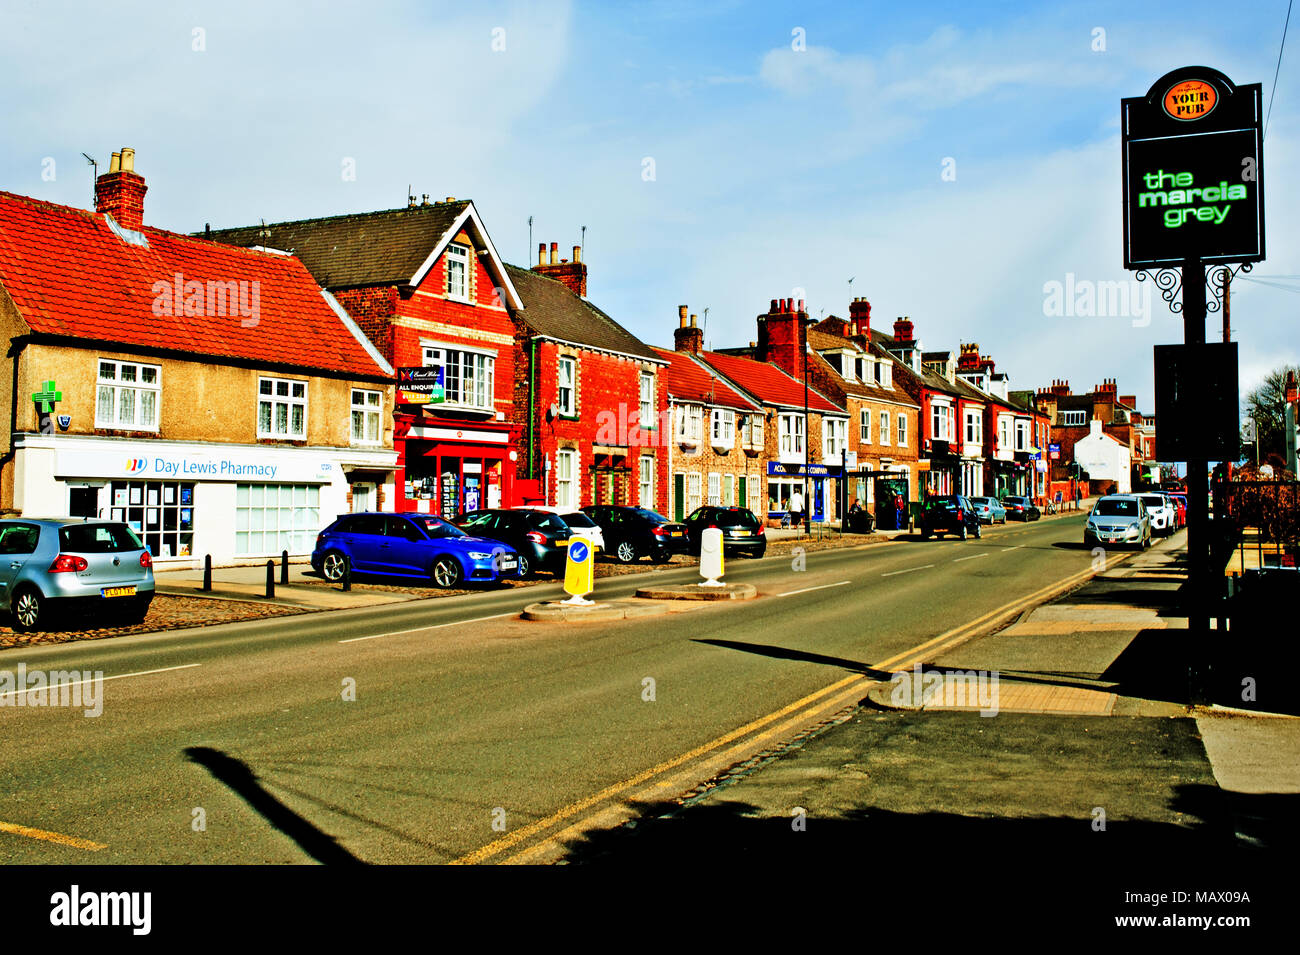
[2, 0, 1295, 409]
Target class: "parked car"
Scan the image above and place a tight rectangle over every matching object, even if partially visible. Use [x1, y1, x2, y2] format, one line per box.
[967, 496, 1007, 525]
[1083, 495, 1151, 550]
[920, 495, 982, 540]
[521, 506, 604, 552]
[312, 512, 522, 587]
[1167, 492, 1188, 528]
[0, 518, 155, 632]
[583, 505, 689, 564]
[1137, 493, 1176, 537]
[1003, 496, 1040, 521]
[683, 506, 767, 558]
[453, 509, 570, 577]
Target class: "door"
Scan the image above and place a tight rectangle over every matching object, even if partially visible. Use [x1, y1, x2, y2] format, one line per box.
[673, 474, 685, 522]
[738, 476, 747, 513]
[342, 514, 388, 573]
[0, 522, 42, 605]
[351, 484, 372, 513]
[69, 486, 99, 518]
[382, 516, 425, 576]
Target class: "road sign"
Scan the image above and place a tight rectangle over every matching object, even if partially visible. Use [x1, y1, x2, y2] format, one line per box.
[562, 538, 594, 604]
[1122, 67, 1264, 269]
[1154, 342, 1239, 461]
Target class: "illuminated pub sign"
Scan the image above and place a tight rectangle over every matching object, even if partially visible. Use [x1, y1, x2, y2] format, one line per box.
[1122, 67, 1264, 269]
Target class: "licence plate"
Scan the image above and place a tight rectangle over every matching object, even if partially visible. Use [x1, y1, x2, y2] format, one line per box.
[102, 586, 136, 598]
[731, 530, 751, 536]
[499, 559, 517, 570]
[671, 531, 683, 537]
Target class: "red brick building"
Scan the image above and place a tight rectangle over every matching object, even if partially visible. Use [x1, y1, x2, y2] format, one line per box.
[208, 199, 524, 518]
[1034, 378, 1151, 494]
[506, 245, 668, 513]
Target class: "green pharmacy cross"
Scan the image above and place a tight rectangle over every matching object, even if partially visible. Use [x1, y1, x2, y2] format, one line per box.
[32, 380, 62, 413]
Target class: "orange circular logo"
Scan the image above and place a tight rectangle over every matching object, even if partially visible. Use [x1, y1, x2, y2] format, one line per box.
[1163, 79, 1217, 120]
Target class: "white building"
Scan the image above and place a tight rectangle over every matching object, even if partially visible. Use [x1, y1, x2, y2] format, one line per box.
[1073, 419, 1132, 494]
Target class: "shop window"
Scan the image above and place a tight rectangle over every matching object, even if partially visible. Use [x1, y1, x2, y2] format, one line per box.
[97, 360, 160, 431]
[235, 484, 320, 555]
[110, 480, 195, 558]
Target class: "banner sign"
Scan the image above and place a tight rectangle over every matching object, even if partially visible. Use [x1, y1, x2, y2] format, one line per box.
[1122, 67, 1264, 269]
[1048, 443, 1061, 460]
[767, 462, 843, 478]
[396, 366, 445, 404]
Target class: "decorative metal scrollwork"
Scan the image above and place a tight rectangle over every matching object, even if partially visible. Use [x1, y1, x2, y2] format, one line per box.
[1204, 262, 1253, 313]
[1135, 268, 1184, 313]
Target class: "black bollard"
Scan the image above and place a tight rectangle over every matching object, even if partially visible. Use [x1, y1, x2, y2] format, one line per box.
[265, 560, 275, 599]
[281, 550, 289, 585]
[342, 556, 351, 592]
[202, 554, 212, 592]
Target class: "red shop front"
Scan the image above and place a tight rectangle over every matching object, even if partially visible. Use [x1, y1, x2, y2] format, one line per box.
[394, 416, 519, 519]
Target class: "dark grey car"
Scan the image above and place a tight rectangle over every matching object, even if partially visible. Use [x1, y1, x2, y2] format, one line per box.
[0, 518, 155, 631]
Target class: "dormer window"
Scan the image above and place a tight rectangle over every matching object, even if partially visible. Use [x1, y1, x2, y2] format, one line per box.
[1063, 410, 1086, 427]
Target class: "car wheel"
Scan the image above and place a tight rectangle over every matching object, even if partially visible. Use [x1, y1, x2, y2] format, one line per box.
[974, 523, 982, 539]
[321, 550, 348, 582]
[650, 550, 671, 564]
[116, 598, 151, 626]
[516, 554, 532, 578]
[615, 541, 638, 564]
[432, 556, 463, 588]
[12, 586, 45, 633]
[959, 524, 968, 541]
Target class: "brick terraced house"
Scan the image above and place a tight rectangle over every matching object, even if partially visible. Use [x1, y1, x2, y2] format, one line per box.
[0, 148, 396, 565]
[208, 197, 524, 518]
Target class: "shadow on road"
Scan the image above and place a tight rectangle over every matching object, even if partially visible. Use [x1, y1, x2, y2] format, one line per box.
[185, 747, 364, 865]
[692, 638, 896, 680]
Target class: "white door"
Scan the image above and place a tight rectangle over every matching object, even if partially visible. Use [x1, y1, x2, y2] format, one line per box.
[352, 484, 372, 513]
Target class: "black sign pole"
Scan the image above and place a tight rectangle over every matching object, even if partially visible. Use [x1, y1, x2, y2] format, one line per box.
[1181, 256, 1211, 704]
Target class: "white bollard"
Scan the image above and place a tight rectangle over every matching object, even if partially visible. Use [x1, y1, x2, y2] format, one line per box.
[699, 527, 725, 587]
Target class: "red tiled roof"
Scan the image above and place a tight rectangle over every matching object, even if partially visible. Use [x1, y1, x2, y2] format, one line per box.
[651, 348, 758, 410]
[0, 191, 389, 378]
[696, 350, 844, 414]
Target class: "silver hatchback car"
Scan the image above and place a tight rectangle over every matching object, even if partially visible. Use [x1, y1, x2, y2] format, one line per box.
[0, 518, 155, 632]
[1083, 495, 1151, 550]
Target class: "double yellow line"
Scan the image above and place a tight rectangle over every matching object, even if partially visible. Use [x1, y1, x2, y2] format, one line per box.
[455, 551, 1128, 865]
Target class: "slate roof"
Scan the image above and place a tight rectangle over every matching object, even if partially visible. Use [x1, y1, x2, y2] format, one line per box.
[651, 348, 758, 410]
[807, 326, 919, 407]
[506, 264, 661, 363]
[871, 331, 963, 398]
[0, 191, 390, 378]
[204, 202, 470, 289]
[695, 350, 845, 414]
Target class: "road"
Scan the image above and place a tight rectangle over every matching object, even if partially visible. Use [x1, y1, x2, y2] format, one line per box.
[1, 513, 1119, 863]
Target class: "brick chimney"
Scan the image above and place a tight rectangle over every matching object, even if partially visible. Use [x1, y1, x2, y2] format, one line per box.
[980, 354, 995, 377]
[893, 316, 913, 343]
[756, 296, 807, 378]
[848, 297, 871, 340]
[533, 239, 588, 297]
[957, 343, 981, 372]
[1119, 394, 1137, 409]
[674, 305, 703, 354]
[94, 147, 147, 232]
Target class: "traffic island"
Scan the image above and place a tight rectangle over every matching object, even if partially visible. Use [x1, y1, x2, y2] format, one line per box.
[632, 582, 757, 601]
[521, 598, 698, 622]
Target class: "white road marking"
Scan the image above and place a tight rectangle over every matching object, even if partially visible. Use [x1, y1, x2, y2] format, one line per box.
[882, 565, 935, 577]
[775, 580, 852, 598]
[339, 612, 518, 644]
[954, 553, 989, 562]
[0, 663, 200, 702]
[1003, 545, 1023, 552]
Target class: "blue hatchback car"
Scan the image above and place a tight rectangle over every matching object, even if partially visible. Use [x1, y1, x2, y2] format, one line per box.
[311, 512, 522, 587]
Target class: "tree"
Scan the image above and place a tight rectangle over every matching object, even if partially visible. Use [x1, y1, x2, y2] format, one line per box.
[1242, 364, 1300, 461]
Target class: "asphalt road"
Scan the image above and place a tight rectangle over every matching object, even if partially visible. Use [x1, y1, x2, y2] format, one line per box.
[1, 513, 1115, 863]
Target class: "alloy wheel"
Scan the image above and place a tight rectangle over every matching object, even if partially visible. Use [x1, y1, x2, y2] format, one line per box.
[433, 557, 462, 588]
[617, 541, 637, 563]
[322, 551, 346, 582]
[14, 590, 41, 630]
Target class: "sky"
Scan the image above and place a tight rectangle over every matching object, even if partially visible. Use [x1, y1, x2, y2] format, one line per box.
[1, 0, 1296, 411]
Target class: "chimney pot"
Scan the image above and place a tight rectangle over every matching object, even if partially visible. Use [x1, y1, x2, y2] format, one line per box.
[770, 299, 779, 313]
[445, 196, 456, 202]
[573, 245, 581, 263]
[538, 243, 546, 266]
[120, 147, 135, 172]
[549, 241, 558, 265]
[678, 305, 688, 328]
[689, 314, 697, 328]
[797, 298, 805, 313]
[109, 151, 121, 174]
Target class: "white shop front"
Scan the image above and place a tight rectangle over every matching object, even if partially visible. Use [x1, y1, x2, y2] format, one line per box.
[12, 435, 396, 566]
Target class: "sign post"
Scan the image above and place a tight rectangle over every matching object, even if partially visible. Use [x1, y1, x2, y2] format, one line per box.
[1123, 67, 1265, 704]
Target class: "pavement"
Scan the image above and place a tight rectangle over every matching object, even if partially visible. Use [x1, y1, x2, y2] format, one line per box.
[556, 527, 1300, 894]
[153, 561, 430, 610]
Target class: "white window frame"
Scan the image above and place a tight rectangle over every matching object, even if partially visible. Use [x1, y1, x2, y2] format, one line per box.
[823, 418, 847, 460]
[707, 472, 721, 506]
[860, 408, 871, 444]
[965, 409, 982, 446]
[711, 408, 735, 448]
[745, 413, 764, 449]
[1063, 410, 1086, 427]
[779, 413, 805, 457]
[897, 413, 908, 447]
[639, 371, 655, 425]
[639, 454, 655, 507]
[557, 356, 577, 417]
[445, 242, 470, 302]
[931, 401, 953, 442]
[880, 411, 891, 446]
[258, 377, 308, 440]
[555, 449, 578, 510]
[96, 359, 161, 431]
[687, 472, 702, 512]
[350, 388, 382, 445]
[1015, 420, 1031, 452]
[423, 343, 495, 413]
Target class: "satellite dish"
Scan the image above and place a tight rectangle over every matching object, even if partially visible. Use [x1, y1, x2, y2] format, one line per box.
[546, 403, 559, 422]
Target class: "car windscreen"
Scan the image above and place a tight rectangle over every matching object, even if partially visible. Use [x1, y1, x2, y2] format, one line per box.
[560, 512, 597, 528]
[1094, 499, 1138, 517]
[716, 509, 760, 527]
[926, 498, 959, 510]
[412, 517, 466, 538]
[59, 523, 144, 553]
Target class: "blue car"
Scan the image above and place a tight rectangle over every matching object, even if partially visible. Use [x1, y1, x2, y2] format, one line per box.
[967, 496, 1006, 524]
[311, 512, 522, 587]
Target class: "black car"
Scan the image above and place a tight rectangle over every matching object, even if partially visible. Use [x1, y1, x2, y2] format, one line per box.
[920, 495, 982, 540]
[683, 506, 767, 558]
[454, 508, 570, 577]
[1003, 496, 1041, 521]
[582, 505, 689, 564]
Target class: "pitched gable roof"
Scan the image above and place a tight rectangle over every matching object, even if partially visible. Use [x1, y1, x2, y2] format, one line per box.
[806, 326, 918, 407]
[869, 333, 962, 398]
[506, 264, 661, 363]
[205, 201, 522, 307]
[695, 350, 844, 414]
[0, 191, 390, 378]
[651, 348, 758, 410]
